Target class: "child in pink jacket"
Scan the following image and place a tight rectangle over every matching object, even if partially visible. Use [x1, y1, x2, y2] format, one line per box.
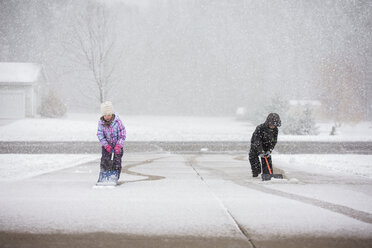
[97, 101, 126, 178]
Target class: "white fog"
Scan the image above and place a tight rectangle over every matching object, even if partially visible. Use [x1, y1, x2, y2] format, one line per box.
[1, 0, 371, 119]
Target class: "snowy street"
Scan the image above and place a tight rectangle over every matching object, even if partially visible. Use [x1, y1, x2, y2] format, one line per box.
[1, 140, 372, 154]
[1, 152, 372, 248]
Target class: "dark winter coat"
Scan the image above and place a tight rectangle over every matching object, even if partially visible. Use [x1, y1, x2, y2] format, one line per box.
[250, 121, 278, 153]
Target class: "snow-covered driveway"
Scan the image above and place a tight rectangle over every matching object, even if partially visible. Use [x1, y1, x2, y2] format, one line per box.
[191, 155, 372, 239]
[0, 153, 372, 248]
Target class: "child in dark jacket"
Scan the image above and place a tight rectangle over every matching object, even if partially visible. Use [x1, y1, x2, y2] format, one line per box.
[97, 101, 126, 179]
[249, 113, 281, 177]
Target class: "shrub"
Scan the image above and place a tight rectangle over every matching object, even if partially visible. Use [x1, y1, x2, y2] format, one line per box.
[282, 106, 319, 135]
[40, 90, 67, 118]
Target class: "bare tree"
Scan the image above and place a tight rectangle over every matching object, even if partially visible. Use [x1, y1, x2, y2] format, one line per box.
[66, 1, 122, 104]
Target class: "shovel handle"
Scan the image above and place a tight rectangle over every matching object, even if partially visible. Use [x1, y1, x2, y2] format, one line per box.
[264, 156, 272, 175]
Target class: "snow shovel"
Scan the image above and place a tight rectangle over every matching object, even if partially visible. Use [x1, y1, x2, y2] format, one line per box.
[108, 149, 115, 169]
[261, 155, 283, 181]
[96, 150, 119, 186]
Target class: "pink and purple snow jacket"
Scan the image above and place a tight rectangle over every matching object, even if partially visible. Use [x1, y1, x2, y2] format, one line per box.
[97, 114, 126, 148]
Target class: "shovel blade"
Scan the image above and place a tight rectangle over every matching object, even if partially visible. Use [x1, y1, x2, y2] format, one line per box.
[261, 173, 283, 181]
[261, 174, 272, 181]
[272, 174, 283, 179]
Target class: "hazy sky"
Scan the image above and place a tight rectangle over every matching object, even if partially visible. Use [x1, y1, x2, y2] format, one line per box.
[0, 0, 371, 116]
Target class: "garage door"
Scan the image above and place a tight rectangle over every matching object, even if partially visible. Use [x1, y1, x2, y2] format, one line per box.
[0, 91, 25, 119]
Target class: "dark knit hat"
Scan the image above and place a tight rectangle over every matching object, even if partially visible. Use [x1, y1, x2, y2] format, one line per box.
[265, 113, 281, 127]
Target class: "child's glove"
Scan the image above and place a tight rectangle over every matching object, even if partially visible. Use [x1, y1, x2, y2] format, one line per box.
[114, 144, 122, 154]
[105, 145, 113, 153]
[265, 151, 271, 157]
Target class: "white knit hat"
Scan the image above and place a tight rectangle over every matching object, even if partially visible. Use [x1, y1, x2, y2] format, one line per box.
[101, 101, 114, 116]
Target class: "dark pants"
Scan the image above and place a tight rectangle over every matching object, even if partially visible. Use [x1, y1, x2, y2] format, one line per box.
[100, 146, 124, 178]
[249, 148, 273, 175]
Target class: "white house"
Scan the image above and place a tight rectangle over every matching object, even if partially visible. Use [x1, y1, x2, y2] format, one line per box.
[0, 63, 46, 119]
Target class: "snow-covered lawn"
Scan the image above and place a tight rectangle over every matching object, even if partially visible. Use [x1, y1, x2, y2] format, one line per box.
[0, 113, 371, 141]
[0, 154, 100, 181]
